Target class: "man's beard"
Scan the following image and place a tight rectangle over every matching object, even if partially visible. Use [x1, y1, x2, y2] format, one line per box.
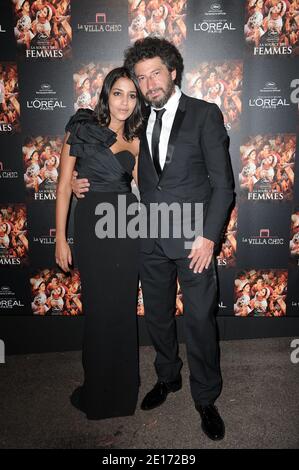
[145, 75, 175, 108]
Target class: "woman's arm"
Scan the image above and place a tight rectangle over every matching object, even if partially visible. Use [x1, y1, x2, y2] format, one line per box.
[55, 131, 76, 272]
[132, 153, 139, 187]
[131, 137, 139, 187]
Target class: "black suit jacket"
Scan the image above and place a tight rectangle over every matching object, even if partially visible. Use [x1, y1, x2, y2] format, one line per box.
[138, 93, 235, 258]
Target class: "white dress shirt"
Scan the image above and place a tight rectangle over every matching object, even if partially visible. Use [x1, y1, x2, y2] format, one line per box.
[146, 85, 182, 170]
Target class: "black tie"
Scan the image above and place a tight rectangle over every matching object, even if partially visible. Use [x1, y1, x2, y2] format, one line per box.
[151, 108, 166, 177]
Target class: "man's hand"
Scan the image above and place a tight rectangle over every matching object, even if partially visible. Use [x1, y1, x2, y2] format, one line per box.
[71, 170, 90, 198]
[188, 236, 215, 273]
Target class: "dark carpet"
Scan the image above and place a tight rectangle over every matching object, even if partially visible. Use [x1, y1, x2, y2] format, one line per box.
[0, 338, 298, 449]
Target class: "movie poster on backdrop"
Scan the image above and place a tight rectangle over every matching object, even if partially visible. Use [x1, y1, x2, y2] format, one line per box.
[287, 205, 299, 315]
[289, 208, 299, 260]
[72, 0, 129, 62]
[234, 269, 288, 317]
[23, 133, 63, 201]
[216, 206, 238, 269]
[185, 60, 243, 132]
[244, 0, 299, 57]
[187, 0, 244, 59]
[0, 135, 25, 201]
[0, 62, 20, 134]
[128, 0, 187, 50]
[0, 0, 298, 325]
[294, 120, 299, 198]
[0, 1, 17, 60]
[215, 203, 238, 317]
[29, 267, 82, 316]
[0, 203, 28, 267]
[73, 62, 117, 111]
[239, 133, 296, 201]
[12, 0, 72, 59]
[137, 279, 184, 317]
[286, 265, 299, 316]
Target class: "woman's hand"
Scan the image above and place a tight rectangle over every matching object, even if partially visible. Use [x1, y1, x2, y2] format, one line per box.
[71, 170, 90, 198]
[55, 238, 72, 272]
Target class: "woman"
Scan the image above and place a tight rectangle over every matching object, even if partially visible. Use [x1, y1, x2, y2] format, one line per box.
[55, 67, 144, 420]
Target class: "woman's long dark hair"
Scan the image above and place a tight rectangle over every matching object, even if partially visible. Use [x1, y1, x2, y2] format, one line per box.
[94, 67, 145, 141]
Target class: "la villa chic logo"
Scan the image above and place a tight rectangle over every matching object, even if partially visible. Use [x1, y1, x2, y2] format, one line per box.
[249, 81, 291, 109]
[194, 2, 236, 34]
[77, 11, 122, 33]
[33, 228, 74, 245]
[242, 228, 285, 247]
[27, 83, 67, 111]
[0, 161, 19, 180]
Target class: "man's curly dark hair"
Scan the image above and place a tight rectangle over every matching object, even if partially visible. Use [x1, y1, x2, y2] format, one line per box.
[124, 37, 184, 88]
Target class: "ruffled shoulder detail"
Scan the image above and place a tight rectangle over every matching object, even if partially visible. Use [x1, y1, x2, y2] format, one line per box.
[65, 108, 117, 158]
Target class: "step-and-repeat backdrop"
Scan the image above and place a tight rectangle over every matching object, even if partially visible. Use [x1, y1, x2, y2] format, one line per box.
[0, 0, 299, 323]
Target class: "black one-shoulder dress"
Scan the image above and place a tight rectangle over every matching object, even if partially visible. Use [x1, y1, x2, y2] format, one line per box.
[65, 108, 139, 419]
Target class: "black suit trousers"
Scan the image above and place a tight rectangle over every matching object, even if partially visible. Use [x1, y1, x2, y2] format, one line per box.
[139, 240, 222, 406]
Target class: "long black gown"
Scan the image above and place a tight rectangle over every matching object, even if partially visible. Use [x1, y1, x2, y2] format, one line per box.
[65, 108, 139, 419]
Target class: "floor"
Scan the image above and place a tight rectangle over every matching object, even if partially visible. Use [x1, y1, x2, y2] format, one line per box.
[0, 338, 298, 449]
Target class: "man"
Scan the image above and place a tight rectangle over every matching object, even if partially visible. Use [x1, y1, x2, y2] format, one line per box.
[72, 37, 234, 441]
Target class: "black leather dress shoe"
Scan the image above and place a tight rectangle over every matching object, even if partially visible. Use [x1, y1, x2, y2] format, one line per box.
[196, 404, 225, 441]
[141, 377, 182, 411]
[70, 386, 86, 414]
